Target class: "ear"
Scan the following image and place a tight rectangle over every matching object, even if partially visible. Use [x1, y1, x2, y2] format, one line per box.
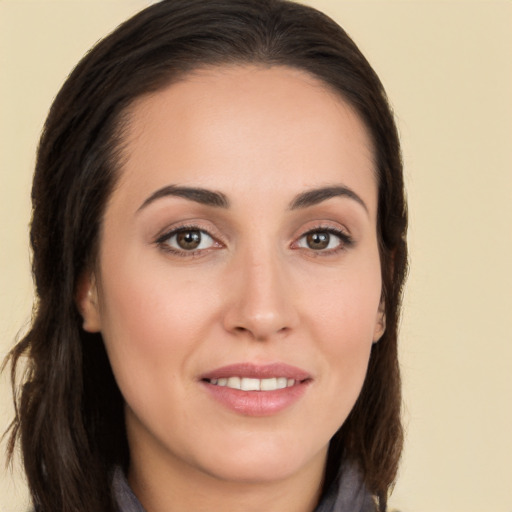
[373, 299, 386, 343]
[76, 272, 102, 333]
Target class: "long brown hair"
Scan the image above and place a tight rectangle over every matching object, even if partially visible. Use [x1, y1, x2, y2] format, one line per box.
[3, 1, 407, 511]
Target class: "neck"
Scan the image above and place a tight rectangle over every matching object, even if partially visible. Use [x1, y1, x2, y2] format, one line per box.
[128, 446, 327, 512]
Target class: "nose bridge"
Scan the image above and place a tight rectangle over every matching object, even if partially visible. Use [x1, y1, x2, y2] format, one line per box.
[225, 239, 297, 340]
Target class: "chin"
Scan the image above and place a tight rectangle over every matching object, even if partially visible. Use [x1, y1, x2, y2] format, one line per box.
[196, 436, 327, 484]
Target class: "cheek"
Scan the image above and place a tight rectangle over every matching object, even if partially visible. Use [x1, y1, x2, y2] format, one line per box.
[96, 254, 221, 401]
[308, 260, 382, 346]
[100, 249, 217, 340]
[317, 293, 377, 378]
[303, 261, 381, 415]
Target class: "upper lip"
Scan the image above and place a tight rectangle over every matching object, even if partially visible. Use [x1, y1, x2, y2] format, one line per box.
[200, 362, 311, 382]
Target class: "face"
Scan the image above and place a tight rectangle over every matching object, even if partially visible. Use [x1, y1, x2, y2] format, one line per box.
[80, 65, 384, 488]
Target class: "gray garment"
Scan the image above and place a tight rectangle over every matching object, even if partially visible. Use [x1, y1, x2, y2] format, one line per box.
[313, 461, 377, 512]
[112, 468, 145, 512]
[112, 461, 376, 512]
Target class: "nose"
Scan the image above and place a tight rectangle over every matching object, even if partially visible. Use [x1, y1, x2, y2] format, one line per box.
[222, 249, 299, 341]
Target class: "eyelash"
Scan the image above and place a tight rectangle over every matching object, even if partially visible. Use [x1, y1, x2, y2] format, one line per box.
[294, 226, 354, 255]
[155, 224, 354, 257]
[155, 224, 221, 257]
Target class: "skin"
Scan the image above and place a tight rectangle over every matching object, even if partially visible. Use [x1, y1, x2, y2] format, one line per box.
[80, 65, 385, 512]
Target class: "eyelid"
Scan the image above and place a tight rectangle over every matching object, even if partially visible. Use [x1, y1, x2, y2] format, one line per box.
[292, 224, 354, 254]
[152, 220, 354, 258]
[154, 222, 224, 256]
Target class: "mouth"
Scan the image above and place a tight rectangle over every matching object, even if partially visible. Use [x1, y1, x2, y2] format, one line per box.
[200, 363, 312, 416]
[204, 376, 302, 391]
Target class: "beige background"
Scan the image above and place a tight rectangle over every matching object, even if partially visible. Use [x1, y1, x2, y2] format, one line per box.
[1, 1, 511, 511]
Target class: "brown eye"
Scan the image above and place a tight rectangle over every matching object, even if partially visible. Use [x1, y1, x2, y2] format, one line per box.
[176, 230, 202, 250]
[160, 228, 216, 253]
[295, 228, 352, 253]
[306, 232, 330, 250]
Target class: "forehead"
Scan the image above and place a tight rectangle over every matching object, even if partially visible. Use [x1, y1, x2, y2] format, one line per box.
[115, 64, 377, 213]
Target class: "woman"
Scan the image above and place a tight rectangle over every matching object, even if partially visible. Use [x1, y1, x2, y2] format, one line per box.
[4, 1, 407, 511]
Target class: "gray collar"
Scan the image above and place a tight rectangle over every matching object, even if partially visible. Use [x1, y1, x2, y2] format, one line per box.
[313, 460, 376, 512]
[112, 467, 145, 512]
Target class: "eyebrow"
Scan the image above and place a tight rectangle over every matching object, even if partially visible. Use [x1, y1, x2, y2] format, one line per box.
[289, 185, 368, 213]
[137, 185, 230, 212]
[137, 183, 367, 214]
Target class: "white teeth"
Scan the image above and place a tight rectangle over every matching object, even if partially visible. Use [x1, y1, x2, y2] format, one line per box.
[209, 376, 297, 391]
[260, 377, 277, 391]
[226, 376, 241, 389]
[276, 377, 288, 389]
[241, 377, 260, 391]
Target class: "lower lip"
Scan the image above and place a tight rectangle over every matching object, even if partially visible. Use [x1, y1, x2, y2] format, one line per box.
[202, 381, 310, 416]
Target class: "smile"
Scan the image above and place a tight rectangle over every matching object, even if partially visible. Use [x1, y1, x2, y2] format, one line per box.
[200, 363, 311, 416]
[206, 377, 297, 391]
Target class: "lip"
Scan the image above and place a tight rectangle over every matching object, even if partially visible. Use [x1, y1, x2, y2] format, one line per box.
[200, 362, 311, 381]
[200, 363, 312, 417]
